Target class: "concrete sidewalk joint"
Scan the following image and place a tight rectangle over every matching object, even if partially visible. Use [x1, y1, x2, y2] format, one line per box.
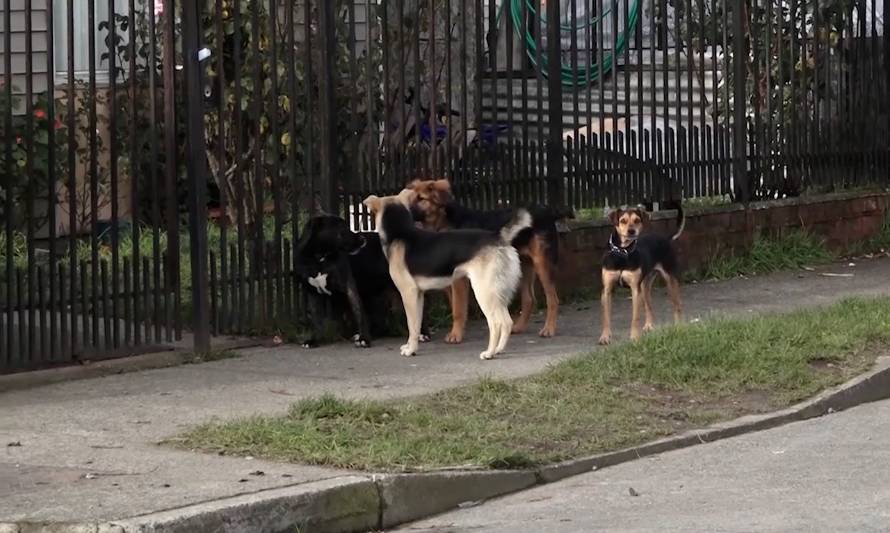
[6, 357, 889, 533]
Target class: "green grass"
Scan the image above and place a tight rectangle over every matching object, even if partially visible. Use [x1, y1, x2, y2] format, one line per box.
[689, 230, 836, 281]
[171, 296, 890, 472]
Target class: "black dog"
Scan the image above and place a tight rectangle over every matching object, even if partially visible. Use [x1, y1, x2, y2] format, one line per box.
[295, 215, 429, 348]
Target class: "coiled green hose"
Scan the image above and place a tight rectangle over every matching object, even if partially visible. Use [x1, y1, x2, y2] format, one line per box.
[499, 0, 643, 87]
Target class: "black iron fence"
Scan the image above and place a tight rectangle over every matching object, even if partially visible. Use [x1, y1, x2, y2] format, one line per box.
[1, 0, 888, 372]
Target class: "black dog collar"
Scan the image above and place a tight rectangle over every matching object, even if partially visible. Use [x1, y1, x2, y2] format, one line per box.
[608, 233, 637, 256]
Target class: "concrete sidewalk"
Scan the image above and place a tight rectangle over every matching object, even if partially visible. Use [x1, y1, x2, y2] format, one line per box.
[2, 258, 890, 523]
[399, 397, 890, 533]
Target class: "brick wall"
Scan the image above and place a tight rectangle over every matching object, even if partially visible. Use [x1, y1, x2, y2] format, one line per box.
[556, 191, 890, 294]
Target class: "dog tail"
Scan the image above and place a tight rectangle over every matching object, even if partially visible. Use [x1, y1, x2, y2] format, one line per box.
[671, 204, 685, 241]
[500, 209, 533, 244]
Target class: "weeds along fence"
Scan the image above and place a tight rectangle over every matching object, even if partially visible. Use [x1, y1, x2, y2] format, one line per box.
[1, 0, 888, 371]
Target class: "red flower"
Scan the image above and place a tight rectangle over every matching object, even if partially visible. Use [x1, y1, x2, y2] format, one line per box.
[16, 136, 22, 144]
[34, 109, 46, 120]
[54, 119, 63, 130]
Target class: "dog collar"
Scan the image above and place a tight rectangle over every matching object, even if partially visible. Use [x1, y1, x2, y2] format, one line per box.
[608, 234, 637, 256]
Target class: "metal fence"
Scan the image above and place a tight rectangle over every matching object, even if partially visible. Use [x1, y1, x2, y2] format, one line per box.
[1, 0, 888, 372]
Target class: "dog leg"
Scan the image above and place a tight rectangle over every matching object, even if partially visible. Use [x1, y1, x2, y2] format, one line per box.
[599, 270, 619, 345]
[474, 291, 501, 360]
[511, 261, 535, 334]
[657, 267, 683, 324]
[345, 278, 372, 348]
[444, 278, 470, 344]
[533, 250, 560, 338]
[399, 286, 422, 356]
[630, 281, 643, 341]
[300, 290, 326, 348]
[494, 304, 514, 355]
[666, 274, 683, 324]
[642, 274, 656, 332]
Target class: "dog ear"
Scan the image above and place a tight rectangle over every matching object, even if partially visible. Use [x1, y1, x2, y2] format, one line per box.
[396, 188, 417, 206]
[363, 195, 381, 215]
[606, 208, 621, 225]
[432, 179, 451, 193]
[405, 179, 421, 190]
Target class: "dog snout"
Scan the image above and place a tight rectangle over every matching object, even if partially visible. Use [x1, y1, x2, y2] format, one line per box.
[627, 228, 637, 236]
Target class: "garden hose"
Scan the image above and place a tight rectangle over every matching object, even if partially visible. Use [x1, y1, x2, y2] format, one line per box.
[498, 0, 643, 87]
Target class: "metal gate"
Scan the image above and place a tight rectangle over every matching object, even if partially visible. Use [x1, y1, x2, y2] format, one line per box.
[2, 0, 888, 372]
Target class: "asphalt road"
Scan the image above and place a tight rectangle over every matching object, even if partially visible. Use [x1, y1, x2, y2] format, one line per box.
[400, 398, 890, 533]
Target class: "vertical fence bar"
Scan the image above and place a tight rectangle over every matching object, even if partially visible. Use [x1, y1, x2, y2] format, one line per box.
[547, 0, 564, 205]
[128, 0, 141, 347]
[65, 0, 77, 357]
[163, 0, 180, 341]
[733, 0, 749, 202]
[3, 0, 14, 364]
[87, 0, 100, 350]
[318, 0, 339, 211]
[268, 0, 283, 304]
[182, 0, 211, 352]
[45, 0, 58, 359]
[214, 0, 229, 332]
[233, 0, 246, 333]
[107, 0, 121, 349]
[444, 0, 453, 178]
[147, 0, 161, 344]
[429, 0, 439, 175]
[24, 0, 36, 363]
[249, 0, 263, 324]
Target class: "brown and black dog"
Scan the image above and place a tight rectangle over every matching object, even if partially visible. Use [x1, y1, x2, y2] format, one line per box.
[407, 179, 573, 343]
[599, 205, 684, 345]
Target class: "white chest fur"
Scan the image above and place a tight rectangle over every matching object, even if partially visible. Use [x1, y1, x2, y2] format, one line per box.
[308, 273, 332, 295]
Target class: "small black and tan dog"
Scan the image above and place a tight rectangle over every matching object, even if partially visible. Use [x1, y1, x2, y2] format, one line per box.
[295, 214, 428, 348]
[598, 205, 685, 345]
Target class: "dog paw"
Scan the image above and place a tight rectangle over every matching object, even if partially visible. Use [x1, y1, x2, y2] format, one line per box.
[301, 339, 318, 349]
[511, 323, 528, 334]
[479, 350, 495, 360]
[352, 334, 371, 348]
[419, 333, 431, 343]
[598, 333, 611, 345]
[444, 330, 464, 344]
[642, 323, 655, 333]
[400, 343, 417, 357]
[538, 325, 556, 338]
[630, 330, 642, 341]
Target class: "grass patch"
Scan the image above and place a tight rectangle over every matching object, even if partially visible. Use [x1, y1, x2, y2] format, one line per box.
[172, 296, 890, 472]
[689, 230, 835, 281]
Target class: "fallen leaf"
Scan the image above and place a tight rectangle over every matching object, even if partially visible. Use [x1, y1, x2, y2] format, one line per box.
[249, 470, 265, 476]
[6, 441, 21, 447]
[820, 273, 854, 278]
[628, 487, 640, 497]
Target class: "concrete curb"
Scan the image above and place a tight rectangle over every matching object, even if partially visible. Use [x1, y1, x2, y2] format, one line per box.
[0, 338, 260, 394]
[6, 357, 890, 533]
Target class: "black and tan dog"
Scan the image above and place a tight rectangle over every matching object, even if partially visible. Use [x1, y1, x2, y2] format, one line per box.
[406, 179, 573, 342]
[599, 205, 685, 345]
[295, 214, 429, 348]
[363, 189, 531, 360]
